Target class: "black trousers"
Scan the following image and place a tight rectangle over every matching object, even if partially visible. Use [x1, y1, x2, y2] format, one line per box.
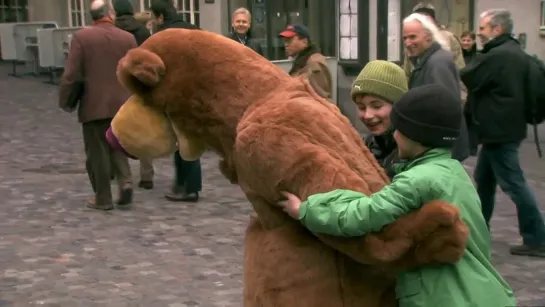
[173, 150, 202, 193]
[83, 119, 132, 205]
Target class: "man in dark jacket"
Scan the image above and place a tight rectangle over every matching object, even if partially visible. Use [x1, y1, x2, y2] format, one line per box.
[150, 0, 202, 202]
[113, 0, 150, 45]
[113, 0, 155, 190]
[228, 7, 263, 56]
[402, 12, 470, 162]
[151, 0, 199, 31]
[461, 9, 545, 258]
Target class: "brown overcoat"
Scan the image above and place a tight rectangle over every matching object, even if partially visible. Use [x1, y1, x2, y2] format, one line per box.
[59, 21, 137, 123]
[290, 52, 333, 100]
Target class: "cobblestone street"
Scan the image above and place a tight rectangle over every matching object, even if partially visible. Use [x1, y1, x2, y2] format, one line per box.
[1, 66, 544, 306]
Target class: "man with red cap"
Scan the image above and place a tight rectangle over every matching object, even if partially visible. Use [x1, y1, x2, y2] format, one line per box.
[279, 24, 332, 100]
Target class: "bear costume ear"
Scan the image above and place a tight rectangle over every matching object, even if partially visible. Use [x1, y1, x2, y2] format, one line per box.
[110, 47, 207, 161]
[109, 95, 178, 159]
[117, 48, 166, 95]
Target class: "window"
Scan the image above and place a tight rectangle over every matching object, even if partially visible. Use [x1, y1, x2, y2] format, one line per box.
[175, 0, 200, 27]
[339, 0, 358, 60]
[0, 0, 28, 23]
[227, 0, 336, 61]
[68, 0, 85, 27]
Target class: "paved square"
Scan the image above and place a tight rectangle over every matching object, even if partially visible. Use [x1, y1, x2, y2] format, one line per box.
[0, 66, 544, 306]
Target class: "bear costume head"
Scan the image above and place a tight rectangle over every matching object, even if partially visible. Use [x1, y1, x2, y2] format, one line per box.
[107, 29, 289, 173]
[107, 29, 469, 306]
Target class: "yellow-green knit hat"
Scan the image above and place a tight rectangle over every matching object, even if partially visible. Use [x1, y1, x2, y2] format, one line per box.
[351, 60, 408, 103]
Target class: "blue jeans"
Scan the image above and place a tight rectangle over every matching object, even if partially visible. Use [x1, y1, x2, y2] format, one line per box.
[174, 151, 202, 194]
[474, 142, 545, 245]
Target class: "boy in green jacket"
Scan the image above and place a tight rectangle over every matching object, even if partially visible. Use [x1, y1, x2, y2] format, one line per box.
[279, 84, 516, 307]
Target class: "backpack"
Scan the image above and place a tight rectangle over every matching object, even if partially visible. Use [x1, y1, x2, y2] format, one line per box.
[525, 54, 545, 157]
[525, 54, 545, 125]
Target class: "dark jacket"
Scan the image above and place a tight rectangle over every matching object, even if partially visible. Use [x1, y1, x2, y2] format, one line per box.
[228, 31, 263, 56]
[462, 44, 479, 155]
[462, 45, 478, 65]
[364, 132, 398, 179]
[409, 42, 470, 162]
[460, 34, 527, 144]
[157, 13, 200, 31]
[59, 21, 137, 123]
[115, 14, 150, 46]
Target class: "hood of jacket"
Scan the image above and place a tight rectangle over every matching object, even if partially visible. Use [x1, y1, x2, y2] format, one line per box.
[157, 14, 199, 31]
[115, 15, 141, 32]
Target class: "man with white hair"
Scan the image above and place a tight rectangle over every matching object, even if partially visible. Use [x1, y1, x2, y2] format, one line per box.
[461, 9, 545, 258]
[402, 12, 469, 162]
[402, 2, 465, 77]
[59, 0, 138, 210]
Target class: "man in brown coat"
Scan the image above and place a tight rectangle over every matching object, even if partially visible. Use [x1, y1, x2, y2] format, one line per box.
[59, 0, 137, 210]
[279, 24, 333, 100]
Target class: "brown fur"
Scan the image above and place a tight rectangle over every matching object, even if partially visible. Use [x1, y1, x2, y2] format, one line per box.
[114, 29, 469, 306]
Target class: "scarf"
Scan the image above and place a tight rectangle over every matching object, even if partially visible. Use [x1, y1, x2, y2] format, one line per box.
[93, 16, 114, 26]
[288, 44, 319, 75]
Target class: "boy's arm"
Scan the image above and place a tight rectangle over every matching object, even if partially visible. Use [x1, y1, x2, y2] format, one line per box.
[299, 172, 423, 236]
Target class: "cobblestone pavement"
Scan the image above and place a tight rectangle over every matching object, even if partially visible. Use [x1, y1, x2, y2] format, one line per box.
[0, 67, 544, 306]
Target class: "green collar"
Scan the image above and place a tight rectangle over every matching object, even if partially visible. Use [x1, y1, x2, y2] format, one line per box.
[392, 148, 452, 174]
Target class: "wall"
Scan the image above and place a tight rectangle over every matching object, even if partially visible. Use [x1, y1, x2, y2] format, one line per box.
[475, 0, 545, 58]
[27, 0, 69, 26]
[198, 0, 229, 34]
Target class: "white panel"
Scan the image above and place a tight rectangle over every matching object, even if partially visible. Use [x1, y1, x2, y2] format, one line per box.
[387, 0, 401, 61]
[368, 0, 377, 61]
[340, 0, 350, 14]
[350, 37, 358, 59]
[350, 0, 358, 13]
[340, 37, 351, 59]
[350, 13, 358, 36]
[340, 14, 351, 36]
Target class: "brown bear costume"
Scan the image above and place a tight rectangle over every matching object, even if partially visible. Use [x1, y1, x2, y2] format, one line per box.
[106, 29, 469, 306]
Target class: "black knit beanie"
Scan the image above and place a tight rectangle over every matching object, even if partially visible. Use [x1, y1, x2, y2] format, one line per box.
[113, 0, 134, 16]
[390, 84, 461, 148]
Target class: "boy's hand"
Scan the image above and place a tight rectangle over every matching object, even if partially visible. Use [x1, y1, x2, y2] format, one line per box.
[278, 191, 302, 219]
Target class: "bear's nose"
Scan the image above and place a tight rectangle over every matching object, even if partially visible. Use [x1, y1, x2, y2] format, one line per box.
[106, 127, 137, 160]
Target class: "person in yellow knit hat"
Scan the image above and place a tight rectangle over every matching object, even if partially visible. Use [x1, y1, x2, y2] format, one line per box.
[351, 60, 408, 178]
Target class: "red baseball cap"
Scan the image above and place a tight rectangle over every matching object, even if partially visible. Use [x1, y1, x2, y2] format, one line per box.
[279, 24, 310, 39]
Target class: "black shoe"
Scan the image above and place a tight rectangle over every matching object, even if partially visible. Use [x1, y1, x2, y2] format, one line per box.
[164, 191, 199, 202]
[87, 199, 114, 211]
[509, 244, 545, 258]
[138, 180, 154, 190]
[116, 188, 133, 209]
